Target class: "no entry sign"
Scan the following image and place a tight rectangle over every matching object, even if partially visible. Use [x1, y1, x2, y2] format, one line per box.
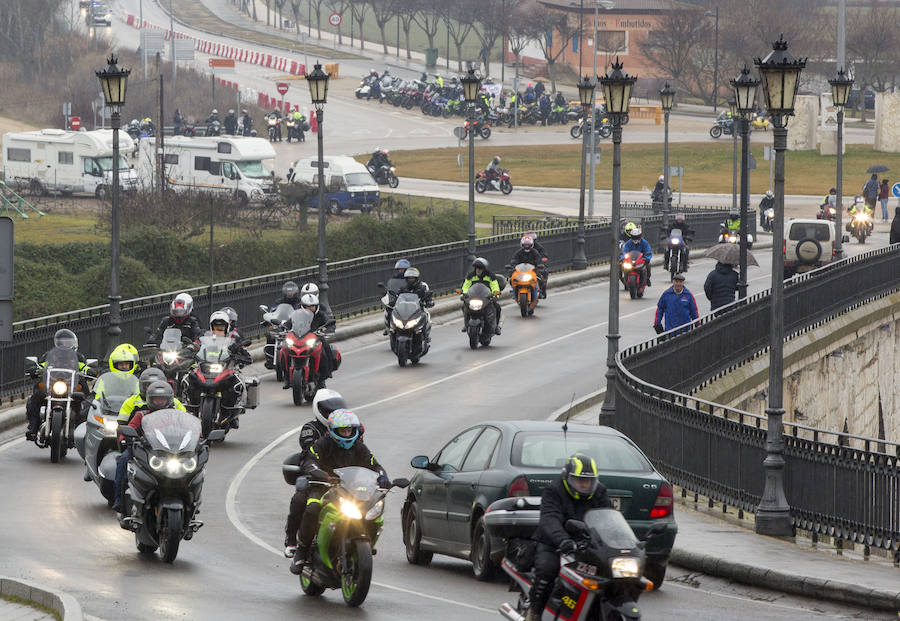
[69, 116, 82, 130]
[276, 82, 289, 96]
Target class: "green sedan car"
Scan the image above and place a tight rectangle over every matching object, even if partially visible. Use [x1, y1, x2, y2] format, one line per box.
[400, 421, 677, 587]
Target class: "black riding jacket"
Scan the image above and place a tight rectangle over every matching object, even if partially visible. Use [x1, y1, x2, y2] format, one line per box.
[302, 435, 387, 480]
[151, 315, 202, 344]
[534, 477, 612, 548]
[299, 420, 328, 451]
[511, 248, 544, 267]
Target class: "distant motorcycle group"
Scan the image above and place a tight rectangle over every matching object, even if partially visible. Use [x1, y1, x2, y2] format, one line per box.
[708, 109, 771, 138]
[816, 188, 874, 244]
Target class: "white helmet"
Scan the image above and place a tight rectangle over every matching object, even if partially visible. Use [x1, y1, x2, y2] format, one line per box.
[300, 282, 319, 296]
[171, 292, 194, 319]
[300, 293, 319, 310]
[209, 310, 230, 333]
[311, 389, 347, 428]
[658, 174, 665, 182]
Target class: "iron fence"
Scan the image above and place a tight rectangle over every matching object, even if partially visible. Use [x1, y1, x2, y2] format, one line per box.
[614, 244, 900, 557]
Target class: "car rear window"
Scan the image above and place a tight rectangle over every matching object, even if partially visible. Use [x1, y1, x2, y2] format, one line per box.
[788, 223, 831, 242]
[511, 432, 652, 472]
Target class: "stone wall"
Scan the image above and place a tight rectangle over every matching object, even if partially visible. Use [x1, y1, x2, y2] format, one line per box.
[788, 95, 818, 151]
[874, 92, 900, 153]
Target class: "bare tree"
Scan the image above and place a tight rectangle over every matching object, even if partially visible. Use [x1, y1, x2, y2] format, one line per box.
[447, 0, 479, 70]
[473, 0, 508, 75]
[368, 0, 401, 54]
[530, 7, 581, 92]
[847, 0, 900, 122]
[350, 1, 370, 49]
[640, 7, 715, 104]
[307, 0, 327, 39]
[410, 0, 443, 51]
[397, 0, 417, 59]
[326, 0, 352, 44]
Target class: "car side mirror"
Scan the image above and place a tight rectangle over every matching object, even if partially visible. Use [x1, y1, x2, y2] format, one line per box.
[207, 429, 226, 442]
[118, 425, 138, 438]
[842, 235, 849, 243]
[392, 477, 411, 489]
[410, 455, 430, 469]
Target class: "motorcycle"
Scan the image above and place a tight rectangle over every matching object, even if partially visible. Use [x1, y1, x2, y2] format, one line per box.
[848, 209, 874, 244]
[570, 115, 612, 140]
[368, 164, 400, 188]
[664, 228, 688, 279]
[74, 370, 139, 505]
[760, 205, 775, 232]
[285, 117, 306, 142]
[118, 410, 225, 562]
[621, 251, 648, 299]
[25, 349, 97, 463]
[181, 122, 196, 137]
[388, 292, 430, 367]
[509, 263, 541, 317]
[279, 308, 340, 404]
[205, 120, 221, 137]
[749, 112, 770, 131]
[718, 226, 754, 249]
[182, 334, 256, 438]
[266, 114, 282, 142]
[817, 203, 838, 221]
[498, 509, 664, 621]
[461, 117, 492, 140]
[709, 116, 734, 139]
[459, 281, 503, 349]
[145, 327, 195, 398]
[282, 464, 410, 607]
[475, 168, 513, 195]
[260, 303, 295, 382]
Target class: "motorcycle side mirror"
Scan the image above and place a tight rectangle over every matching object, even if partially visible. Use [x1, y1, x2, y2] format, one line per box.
[295, 476, 309, 491]
[24, 357, 38, 371]
[207, 429, 226, 442]
[642, 522, 668, 541]
[376, 282, 386, 291]
[392, 477, 411, 489]
[118, 425, 138, 438]
[564, 519, 589, 536]
[86, 359, 99, 368]
[842, 235, 849, 243]
[259, 304, 269, 314]
[242, 339, 252, 347]
[410, 455, 430, 469]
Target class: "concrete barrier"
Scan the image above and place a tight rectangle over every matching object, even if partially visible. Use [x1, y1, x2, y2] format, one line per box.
[0, 576, 83, 620]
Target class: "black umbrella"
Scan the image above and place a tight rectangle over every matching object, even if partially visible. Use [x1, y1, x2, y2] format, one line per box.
[866, 165, 890, 174]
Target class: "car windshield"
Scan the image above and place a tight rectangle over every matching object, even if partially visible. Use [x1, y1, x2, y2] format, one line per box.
[511, 431, 652, 472]
[236, 160, 271, 179]
[393, 293, 421, 319]
[160, 328, 183, 351]
[467, 282, 492, 299]
[346, 172, 375, 187]
[515, 263, 535, 273]
[96, 155, 129, 171]
[197, 334, 231, 363]
[335, 466, 381, 503]
[290, 308, 314, 337]
[789, 223, 831, 242]
[141, 409, 202, 454]
[583, 508, 639, 549]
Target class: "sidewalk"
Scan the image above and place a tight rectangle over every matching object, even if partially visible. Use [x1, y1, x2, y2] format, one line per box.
[0, 577, 83, 620]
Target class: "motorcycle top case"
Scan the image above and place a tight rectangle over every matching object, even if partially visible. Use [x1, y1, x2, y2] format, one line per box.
[483, 496, 541, 541]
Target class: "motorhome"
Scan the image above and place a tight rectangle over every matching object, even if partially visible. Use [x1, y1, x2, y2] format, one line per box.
[1, 129, 138, 198]
[290, 155, 380, 214]
[137, 135, 277, 204]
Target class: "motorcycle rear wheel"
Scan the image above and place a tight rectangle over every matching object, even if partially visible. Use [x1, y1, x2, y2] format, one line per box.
[341, 540, 373, 607]
[50, 410, 63, 463]
[159, 507, 183, 563]
[474, 179, 487, 193]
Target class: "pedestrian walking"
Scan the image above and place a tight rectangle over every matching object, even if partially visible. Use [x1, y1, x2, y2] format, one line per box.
[704, 262, 739, 311]
[879, 179, 890, 222]
[890, 207, 900, 245]
[653, 273, 699, 336]
[862, 173, 879, 214]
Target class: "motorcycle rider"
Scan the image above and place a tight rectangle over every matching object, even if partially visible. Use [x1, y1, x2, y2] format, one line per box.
[651, 174, 671, 210]
[511, 236, 548, 296]
[149, 293, 202, 345]
[281, 293, 337, 390]
[290, 108, 306, 142]
[848, 195, 874, 233]
[219, 306, 240, 339]
[290, 409, 390, 574]
[90, 343, 139, 404]
[819, 187, 838, 219]
[460, 257, 502, 335]
[759, 190, 775, 228]
[205, 311, 252, 427]
[398, 268, 433, 343]
[554, 91, 567, 108]
[620, 220, 637, 244]
[367, 148, 392, 181]
[485, 156, 503, 185]
[265, 281, 303, 369]
[173, 109, 185, 135]
[24, 329, 91, 441]
[283, 389, 349, 559]
[268, 108, 283, 141]
[382, 259, 411, 335]
[538, 92, 551, 125]
[524, 230, 548, 260]
[663, 213, 694, 271]
[525, 453, 612, 621]
[223, 109, 238, 135]
[621, 227, 653, 286]
[240, 109, 253, 136]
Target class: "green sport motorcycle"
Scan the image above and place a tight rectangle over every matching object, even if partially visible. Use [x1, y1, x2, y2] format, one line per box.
[285, 465, 409, 607]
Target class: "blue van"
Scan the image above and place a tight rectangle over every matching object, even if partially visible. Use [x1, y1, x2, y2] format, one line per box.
[291, 155, 380, 214]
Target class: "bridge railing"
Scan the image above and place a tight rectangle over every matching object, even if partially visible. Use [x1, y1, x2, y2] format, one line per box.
[614, 244, 900, 555]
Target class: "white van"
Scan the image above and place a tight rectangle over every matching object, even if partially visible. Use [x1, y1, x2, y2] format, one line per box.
[138, 135, 277, 204]
[2, 129, 138, 198]
[290, 155, 380, 214]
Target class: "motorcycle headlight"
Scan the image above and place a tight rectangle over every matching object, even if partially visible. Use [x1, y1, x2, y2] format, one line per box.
[855, 212, 867, 222]
[405, 317, 421, 329]
[519, 273, 532, 282]
[305, 338, 318, 348]
[393, 317, 405, 329]
[623, 261, 633, 270]
[468, 299, 484, 311]
[103, 418, 119, 432]
[285, 334, 296, 346]
[766, 208, 774, 217]
[829, 208, 836, 215]
[610, 557, 641, 578]
[181, 456, 197, 473]
[162, 352, 178, 364]
[340, 497, 362, 519]
[149, 455, 164, 471]
[51, 380, 68, 396]
[365, 500, 385, 520]
[207, 363, 224, 375]
[389, 166, 396, 172]
[671, 238, 680, 245]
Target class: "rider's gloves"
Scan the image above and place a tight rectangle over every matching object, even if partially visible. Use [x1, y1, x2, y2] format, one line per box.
[377, 474, 391, 488]
[560, 539, 578, 554]
[653, 324, 664, 335]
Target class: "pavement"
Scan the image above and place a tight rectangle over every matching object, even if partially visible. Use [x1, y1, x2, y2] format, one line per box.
[0, 576, 83, 620]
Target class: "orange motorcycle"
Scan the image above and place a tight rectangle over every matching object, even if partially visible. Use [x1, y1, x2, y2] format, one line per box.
[508, 262, 541, 317]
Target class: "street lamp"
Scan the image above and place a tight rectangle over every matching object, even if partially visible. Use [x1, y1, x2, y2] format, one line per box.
[754, 34, 806, 537]
[659, 82, 676, 219]
[574, 76, 596, 270]
[460, 67, 482, 264]
[729, 97, 738, 212]
[829, 67, 853, 259]
[598, 58, 636, 423]
[731, 65, 760, 300]
[95, 55, 130, 353]
[705, 7, 719, 113]
[587, 0, 616, 219]
[306, 62, 332, 317]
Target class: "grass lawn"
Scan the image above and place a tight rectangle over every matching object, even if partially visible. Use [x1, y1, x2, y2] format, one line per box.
[385, 143, 900, 196]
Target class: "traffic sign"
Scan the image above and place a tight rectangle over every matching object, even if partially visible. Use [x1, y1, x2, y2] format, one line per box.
[69, 116, 82, 131]
[328, 12, 342, 27]
[276, 82, 289, 96]
[763, 146, 774, 161]
[668, 166, 684, 177]
[892, 182, 900, 198]
[209, 58, 235, 68]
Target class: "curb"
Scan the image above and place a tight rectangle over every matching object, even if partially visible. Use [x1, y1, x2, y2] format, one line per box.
[0, 576, 83, 620]
[669, 548, 900, 612]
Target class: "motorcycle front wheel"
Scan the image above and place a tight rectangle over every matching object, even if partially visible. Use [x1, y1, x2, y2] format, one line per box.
[50, 409, 64, 463]
[480, 126, 491, 139]
[468, 324, 479, 350]
[387, 173, 399, 188]
[518, 291, 529, 317]
[710, 126, 722, 139]
[159, 507, 183, 563]
[500, 180, 513, 195]
[341, 540, 374, 607]
[599, 125, 612, 138]
[397, 342, 408, 367]
[199, 398, 216, 438]
[291, 367, 305, 405]
[570, 124, 582, 139]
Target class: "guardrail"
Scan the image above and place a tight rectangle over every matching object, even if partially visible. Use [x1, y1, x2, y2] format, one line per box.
[613, 244, 900, 558]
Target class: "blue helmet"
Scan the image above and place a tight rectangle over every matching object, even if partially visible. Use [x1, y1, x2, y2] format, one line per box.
[394, 259, 411, 271]
[328, 409, 360, 450]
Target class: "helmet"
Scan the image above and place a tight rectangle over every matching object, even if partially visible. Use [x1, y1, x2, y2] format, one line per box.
[328, 409, 360, 449]
[562, 453, 600, 500]
[282, 281, 300, 301]
[629, 227, 643, 240]
[220, 306, 238, 329]
[212, 109, 218, 115]
[228, 109, 234, 114]
[472, 257, 489, 271]
[493, 156, 501, 165]
[139, 368, 166, 398]
[658, 174, 665, 182]
[765, 190, 773, 198]
[403, 267, 420, 287]
[53, 329, 78, 351]
[171, 293, 193, 319]
[728, 208, 739, 219]
[312, 389, 347, 428]
[241, 109, 248, 114]
[624, 221, 637, 235]
[830, 187, 837, 194]
[109, 343, 138, 374]
[394, 258, 411, 271]
[300, 293, 319, 311]
[854, 194, 864, 204]
[146, 381, 175, 411]
[674, 213, 685, 225]
[521, 236, 534, 250]
[300, 282, 319, 297]
[370, 69, 378, 76]
[209, 310, 230, 335]
[525, 230, 537, 241]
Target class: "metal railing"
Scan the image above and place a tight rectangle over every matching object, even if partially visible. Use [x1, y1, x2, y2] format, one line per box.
[613, 244, 900, 557]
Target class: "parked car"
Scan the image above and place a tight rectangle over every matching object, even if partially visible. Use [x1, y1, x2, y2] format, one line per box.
[401, 421, 677, 586]
[783, 218, 848, 278]
[90, 2, 111, 26]
[846, 88, 875, 111]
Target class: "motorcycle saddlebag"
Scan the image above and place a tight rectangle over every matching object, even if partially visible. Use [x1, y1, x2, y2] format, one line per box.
[282, 451, 302, 485]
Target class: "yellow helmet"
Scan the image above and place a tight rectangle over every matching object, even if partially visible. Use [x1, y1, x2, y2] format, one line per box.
[109, 343, 138, 374]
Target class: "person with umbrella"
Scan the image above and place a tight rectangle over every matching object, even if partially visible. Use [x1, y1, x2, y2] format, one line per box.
[704, 262, 739, 311]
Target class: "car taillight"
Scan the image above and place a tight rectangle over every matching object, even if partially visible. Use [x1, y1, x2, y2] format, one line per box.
[508, 476, 530, 497]
[782, 240, 786, 255]
[649, 483, 673, 519]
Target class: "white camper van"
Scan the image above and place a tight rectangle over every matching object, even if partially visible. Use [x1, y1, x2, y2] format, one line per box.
[290, 155, 380, 214]
[138, 135, 277, 204]
[2, 129, 138, 198]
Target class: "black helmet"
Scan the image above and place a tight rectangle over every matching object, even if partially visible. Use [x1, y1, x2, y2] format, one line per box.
[146, 380, 175, 411]
[282, 281, 299, 301]
[139, 368, 166, 398]
[472, 257, 489, 271]
[562, 453, 600, 500]
[53, 329, 78, 350]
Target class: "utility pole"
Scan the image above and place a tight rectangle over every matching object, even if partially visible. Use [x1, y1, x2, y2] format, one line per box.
[158, 74, 166, 193]
[170, 0, 177, 81]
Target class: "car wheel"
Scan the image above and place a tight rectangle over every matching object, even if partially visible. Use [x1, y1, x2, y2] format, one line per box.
[471, 516, 497, 581]
[403, 502, 433, 566]
[644, 561, 667, 590]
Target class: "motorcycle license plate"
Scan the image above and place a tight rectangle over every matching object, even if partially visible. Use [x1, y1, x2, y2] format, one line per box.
[576, 562, 598, 576]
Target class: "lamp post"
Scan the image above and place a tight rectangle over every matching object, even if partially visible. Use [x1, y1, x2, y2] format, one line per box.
[754, 35, 806, 537]
[705, 8, 719, 113]
[574, 76, 596, 270]
[587, 0, 616, 219]
[731, 65, 760, 300]
[95, 56, 130, 353]
[306, 63, 332, 316]
[659, 82, 676, 221]
[829, 68, 853, 260]
[598, 58, 636, 423]
[461, 67, 482, 264]
[729, 97, 738, 212]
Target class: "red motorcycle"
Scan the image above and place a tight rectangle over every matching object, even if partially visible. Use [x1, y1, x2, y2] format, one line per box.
[182, 334, 253, 439]
[475, 168, 513, 194]
[278, 309, 341, 406]
[620, 250, 648, 299]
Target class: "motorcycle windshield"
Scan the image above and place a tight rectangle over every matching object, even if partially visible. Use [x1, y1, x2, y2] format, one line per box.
[515, 263, 535, 273]
[385, 277, 406, 295]
[160, 328, 183, 352]
[334, 467, 381, 503]
[141, 409, 202, 454]
[467, 282, 492, 300]
[626, 251, 642, 262]
[197, 335, 232, 363]
[393, 293, 421, 321]
[583, 508, 639, 550]
[669, 228, 683, 241]
[97, 372, 139, 413]
[290, 309, 315, 337]
[44, 347, 79, 370]
[271, 303, 295, 325]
